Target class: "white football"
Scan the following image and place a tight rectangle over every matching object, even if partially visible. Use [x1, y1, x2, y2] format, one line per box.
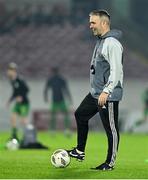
[6, 139, 19, 150]
[51, 149, 70, 168]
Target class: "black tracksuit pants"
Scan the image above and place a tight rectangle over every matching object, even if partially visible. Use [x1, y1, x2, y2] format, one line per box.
[75, 93, 119, 166]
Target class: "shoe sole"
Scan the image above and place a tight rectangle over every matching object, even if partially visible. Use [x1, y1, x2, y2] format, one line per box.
[90, 167, 114, 171]
[69, 152, 84, 161]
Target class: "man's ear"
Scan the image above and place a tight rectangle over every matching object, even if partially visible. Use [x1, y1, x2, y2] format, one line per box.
[102, 20, 106, 26]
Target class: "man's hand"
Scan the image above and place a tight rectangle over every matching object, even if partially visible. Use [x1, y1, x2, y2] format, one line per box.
[16, 96, 23, 103]
[98, 92, 109, 106]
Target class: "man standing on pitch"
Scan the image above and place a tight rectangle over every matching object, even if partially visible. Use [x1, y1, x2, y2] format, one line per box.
[68, 10, 123, 170]
[6, 62, 30, 140]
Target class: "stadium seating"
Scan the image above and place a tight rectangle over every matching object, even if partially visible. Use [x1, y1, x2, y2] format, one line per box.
[0, 23, 148, 79]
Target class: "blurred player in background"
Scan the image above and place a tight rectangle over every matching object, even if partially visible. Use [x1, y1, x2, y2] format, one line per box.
[142, 88, 148, 122]
[44, 67, 72, 136]
[6, 62, 30, 140]
[68, 10, 123, 170]
[129, 88, 148, 131]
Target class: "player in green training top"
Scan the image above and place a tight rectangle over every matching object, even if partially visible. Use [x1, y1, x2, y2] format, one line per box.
[6, 63, 30, 140]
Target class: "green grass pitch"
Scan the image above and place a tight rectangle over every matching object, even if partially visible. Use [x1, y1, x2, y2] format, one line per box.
[0, 132, 148, 179]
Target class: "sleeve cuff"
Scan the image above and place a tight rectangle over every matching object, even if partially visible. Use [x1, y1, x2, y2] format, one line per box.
[103, 88, 111, 94]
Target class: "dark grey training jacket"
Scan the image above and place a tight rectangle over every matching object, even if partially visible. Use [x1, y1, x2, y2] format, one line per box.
[90, 29, 123, 101]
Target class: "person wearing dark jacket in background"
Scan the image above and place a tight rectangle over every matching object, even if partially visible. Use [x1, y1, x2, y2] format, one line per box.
[142, 88, 148, 122]
[44, 67, 72, 136]
[6, 62, 30, 140]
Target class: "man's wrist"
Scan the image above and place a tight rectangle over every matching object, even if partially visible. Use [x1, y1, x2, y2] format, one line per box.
[103, 92, 109, 95]
[103, 88, 111, 94]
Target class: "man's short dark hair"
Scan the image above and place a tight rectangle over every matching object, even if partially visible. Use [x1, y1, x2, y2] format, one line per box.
[89, 9, 110, 20]
[51, 66, 59, 74]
